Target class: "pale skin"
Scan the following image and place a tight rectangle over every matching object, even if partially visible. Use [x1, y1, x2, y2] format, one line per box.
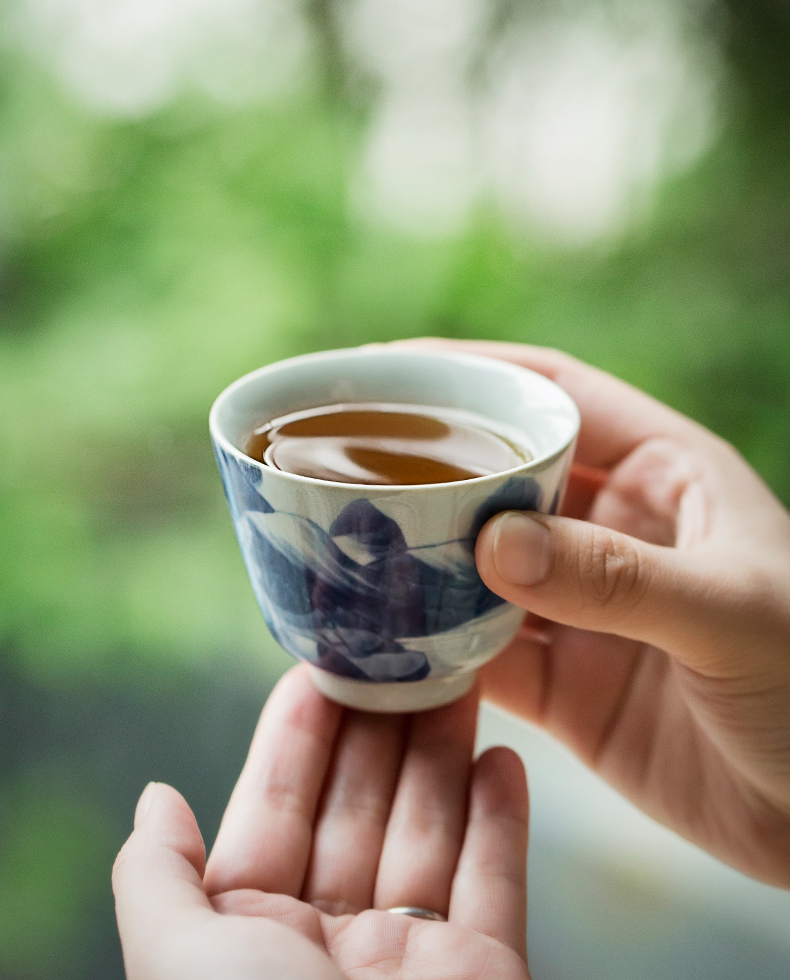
[403, 338, 790, 887]
[113, 668, 531, 980]
[114, 341, 790, 978]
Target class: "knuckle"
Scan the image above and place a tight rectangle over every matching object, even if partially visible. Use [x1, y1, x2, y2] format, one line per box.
[582, 525, 646, 611]
[734, 563, 789, 623]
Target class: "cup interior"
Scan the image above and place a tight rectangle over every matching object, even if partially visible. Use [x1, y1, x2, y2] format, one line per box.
[210, 348, 579, 476]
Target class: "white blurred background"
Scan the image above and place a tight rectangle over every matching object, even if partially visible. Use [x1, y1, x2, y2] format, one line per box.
[12, 0, 722, 243]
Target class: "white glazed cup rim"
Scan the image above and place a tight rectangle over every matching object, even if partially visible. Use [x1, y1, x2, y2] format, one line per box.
[209, 346, 580, 492]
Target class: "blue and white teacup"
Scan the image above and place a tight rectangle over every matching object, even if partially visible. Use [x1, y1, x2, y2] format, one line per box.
[210, 347, 579, 712]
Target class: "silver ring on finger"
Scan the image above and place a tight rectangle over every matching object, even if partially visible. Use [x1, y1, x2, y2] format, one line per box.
[386, 906, 447, 922]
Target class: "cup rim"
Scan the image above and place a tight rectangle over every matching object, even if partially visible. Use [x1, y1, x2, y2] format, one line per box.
[209, 346, 580, 492]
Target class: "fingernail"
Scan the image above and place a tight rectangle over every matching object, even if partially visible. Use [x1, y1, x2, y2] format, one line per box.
[492, 512, 553, 586]
[134, 782, 158, 828]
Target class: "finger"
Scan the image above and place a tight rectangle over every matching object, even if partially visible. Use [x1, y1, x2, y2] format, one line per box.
[476, 510, 755, 676]
[449, 747, 529, 960]
[479, 635, 549, 724]
[563, 463, 608, 519]
[388, 338, 702, 468]
[113, 783, 212, 978]
[301, 710, 407, 915]
[205, 665, 343, 897]
[373, 685, 479, 916]
[115, 783, 344, 980]
[481, 626, 650, 768]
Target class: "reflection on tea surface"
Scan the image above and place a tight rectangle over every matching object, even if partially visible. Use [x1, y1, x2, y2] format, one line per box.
[245, 403, 530, 485]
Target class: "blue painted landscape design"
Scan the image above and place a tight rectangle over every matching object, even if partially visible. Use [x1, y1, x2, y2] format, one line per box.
[215, 445, 552, 683]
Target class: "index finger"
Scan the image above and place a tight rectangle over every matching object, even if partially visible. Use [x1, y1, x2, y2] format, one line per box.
[388, 338, 701, 469]
[205, 665, 343, 898]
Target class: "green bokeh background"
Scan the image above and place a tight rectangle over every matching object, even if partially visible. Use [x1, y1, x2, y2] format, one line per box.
[1, 0, 789, 977]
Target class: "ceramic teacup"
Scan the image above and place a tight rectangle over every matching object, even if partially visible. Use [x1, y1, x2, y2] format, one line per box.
[210, 347, 579, 712]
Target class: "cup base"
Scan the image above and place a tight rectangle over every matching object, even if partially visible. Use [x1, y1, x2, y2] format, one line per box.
[309, 667, 476, 713]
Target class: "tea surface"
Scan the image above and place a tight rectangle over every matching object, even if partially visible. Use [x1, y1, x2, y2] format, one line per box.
[245, 403, 529, 486]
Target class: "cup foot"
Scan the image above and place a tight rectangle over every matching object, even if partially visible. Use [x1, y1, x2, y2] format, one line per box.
[309, 668, 476, 713]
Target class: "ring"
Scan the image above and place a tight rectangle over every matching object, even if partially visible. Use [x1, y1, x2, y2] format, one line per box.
[386, 906, 447, 922]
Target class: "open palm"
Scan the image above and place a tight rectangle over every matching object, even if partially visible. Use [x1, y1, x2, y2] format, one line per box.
[114, 667, 530, 980]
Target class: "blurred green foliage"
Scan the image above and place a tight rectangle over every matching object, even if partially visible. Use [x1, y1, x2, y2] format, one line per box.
[1, 0, 789, 976]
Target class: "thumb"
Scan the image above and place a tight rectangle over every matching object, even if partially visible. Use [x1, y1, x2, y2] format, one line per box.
[477, 511, 735, 673]
[113, 783, 211, 978]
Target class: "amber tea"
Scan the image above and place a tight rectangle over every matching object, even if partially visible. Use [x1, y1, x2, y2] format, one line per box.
[244, 402, 531, 486]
